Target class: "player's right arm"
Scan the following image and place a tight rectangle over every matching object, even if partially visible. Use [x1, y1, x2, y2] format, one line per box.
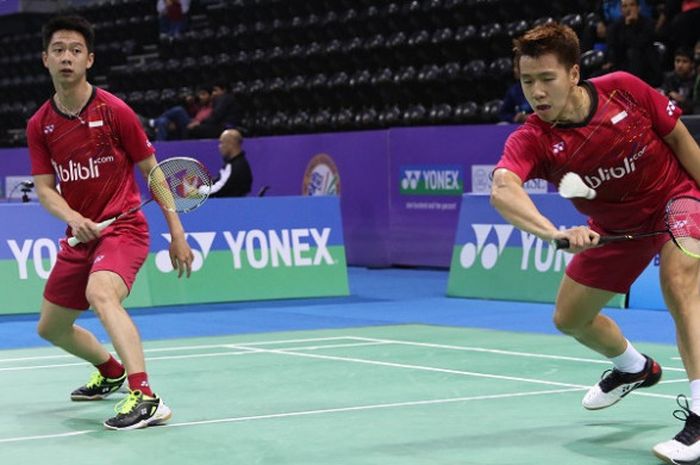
[490, 168, 597, 251]
[33, 174, 101, 243]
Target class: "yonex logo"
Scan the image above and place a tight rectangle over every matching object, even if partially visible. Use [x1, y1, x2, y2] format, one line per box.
[400, 165, 463, 196]
[666, 101, 676, 116]
[43, 124, 54, 134]
[155, 229, 335, 272]
[459, 224, 514, 270]
[552, 142, 565, 155]
[457, 224, 574, 272]
[401, 170, 421, 190]
[156, 232, 215, 273]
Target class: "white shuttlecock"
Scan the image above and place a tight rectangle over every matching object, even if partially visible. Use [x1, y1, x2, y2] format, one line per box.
[558, 172, 596, 199]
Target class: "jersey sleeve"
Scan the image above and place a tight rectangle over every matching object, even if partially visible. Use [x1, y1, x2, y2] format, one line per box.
[612, 71, 681, 137]
[26, 115, 55, 176]
[495, 125, 547, 183]
[114, 101, 155, 163]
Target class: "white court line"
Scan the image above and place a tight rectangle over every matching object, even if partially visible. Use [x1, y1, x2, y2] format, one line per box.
[0, 342, 383, 373]
[349, 336, 687, 373]
[0, 336, 361, 363]
[228, 343, 683, 401]
[0, 430, 93, 444]
[0, 387, 582, 444]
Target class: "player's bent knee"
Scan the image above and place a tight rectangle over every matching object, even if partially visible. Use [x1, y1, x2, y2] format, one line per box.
[37, 320, 61, 343]
[85, 289, 117, 312]
[552, 309, 584, 335]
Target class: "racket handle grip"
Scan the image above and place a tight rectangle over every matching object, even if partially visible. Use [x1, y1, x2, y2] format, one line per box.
[67, 218, 117, 247]
[552, 238, 570, 250]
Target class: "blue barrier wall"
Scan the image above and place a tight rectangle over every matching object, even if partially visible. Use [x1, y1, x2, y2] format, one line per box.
[0, 196, 349, 315]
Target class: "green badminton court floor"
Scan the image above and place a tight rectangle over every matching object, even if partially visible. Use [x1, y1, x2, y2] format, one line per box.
[0, 324, 687, 465]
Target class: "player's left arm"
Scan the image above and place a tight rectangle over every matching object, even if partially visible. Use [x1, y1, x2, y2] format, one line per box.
[664, 119, 700, 185]
[137, 155, 194, 278]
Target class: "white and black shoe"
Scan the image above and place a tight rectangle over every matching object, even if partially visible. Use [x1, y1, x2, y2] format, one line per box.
[104, 390, 172, 430]
[653, 395, 700, 465]
[582, 354, 662, 410]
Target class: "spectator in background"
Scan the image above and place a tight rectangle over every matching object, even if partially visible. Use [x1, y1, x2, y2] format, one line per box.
[660, 47, 697, 114]
[597, 0, 655, 22]
[157, 0, 190, 40]
[499, 64, 532, 124]
[199, 129, 252, 198]
[148, 85, 213, 140]
[692, 40, 700, 113]
[187, 81, 242, 139]
[658, 0, 700, 54]
[604, 0, 661, 86]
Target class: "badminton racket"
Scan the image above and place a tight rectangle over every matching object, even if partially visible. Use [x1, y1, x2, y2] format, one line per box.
[68, 156, 212, 247]
[552, 196, 700, 259]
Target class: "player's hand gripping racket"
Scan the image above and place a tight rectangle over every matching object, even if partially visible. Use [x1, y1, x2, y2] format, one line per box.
[552, 196, 700, 259]
[68, 157, 212, 247]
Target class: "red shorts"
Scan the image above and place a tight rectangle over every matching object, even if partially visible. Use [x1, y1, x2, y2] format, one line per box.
[565, 232, 668, 293]
[566, 196, 675, 293]
[44, 227, 150, 310]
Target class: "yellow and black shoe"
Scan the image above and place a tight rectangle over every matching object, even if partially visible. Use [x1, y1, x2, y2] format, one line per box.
[104, 390, 172, 430]
[71, 371, 126, 401]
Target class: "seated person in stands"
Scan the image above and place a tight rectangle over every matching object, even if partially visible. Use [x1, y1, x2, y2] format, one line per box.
[148, 85, 212, 140]
[199, 129, 252, 198]
[660, 47, 696, 114]
[158, 0, 190, 40]
[187, 81, 242, 139]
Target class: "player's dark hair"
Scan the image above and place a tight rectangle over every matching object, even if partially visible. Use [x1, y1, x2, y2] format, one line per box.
[513, 23, 580, 70]
[42, 15, 95, 52]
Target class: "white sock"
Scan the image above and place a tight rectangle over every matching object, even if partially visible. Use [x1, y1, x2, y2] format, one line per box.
[690, 380, 700, 415]
[610, 340, 646, 373]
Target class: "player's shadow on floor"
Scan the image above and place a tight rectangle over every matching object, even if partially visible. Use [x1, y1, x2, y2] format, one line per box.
[565, 421, 669, 464]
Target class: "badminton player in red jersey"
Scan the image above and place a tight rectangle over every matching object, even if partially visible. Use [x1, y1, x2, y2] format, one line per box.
[25, 15, 194, 430]
[491, 23, 700, 463]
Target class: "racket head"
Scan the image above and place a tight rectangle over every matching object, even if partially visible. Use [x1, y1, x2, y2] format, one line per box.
[666, 196, 700, 259]
[147, 156, 212, 213]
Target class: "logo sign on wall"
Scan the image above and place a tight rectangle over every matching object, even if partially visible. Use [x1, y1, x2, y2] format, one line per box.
[0, 197, 349, 315]
[399, 164, 464, 196]
[302, 153, 340, 196]
[447, 194, 625, 307]
[471, 164, 548, 194]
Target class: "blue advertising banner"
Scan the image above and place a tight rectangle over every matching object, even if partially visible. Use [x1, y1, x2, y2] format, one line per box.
[629, 256, 665, 310]
[388, 125, 516, 267]
[0, 0, 20, 15]
[447, 194, 626, 307]
[0, 196, 349, 315]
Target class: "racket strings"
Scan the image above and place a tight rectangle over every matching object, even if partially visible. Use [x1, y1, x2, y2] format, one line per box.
[148, 158, 212, 213]
[667, 198, 700, 258]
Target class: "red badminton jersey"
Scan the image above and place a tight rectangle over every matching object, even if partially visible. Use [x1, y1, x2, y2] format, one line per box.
[26, 87, 155, 234]
[497, 71, 697, 234]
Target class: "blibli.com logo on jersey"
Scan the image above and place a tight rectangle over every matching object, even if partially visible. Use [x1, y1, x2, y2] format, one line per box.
[400, 165, 464, 196]
[51, 156, 115, 182]
[458, 224, 573, 272]
[584, 145, 647, 189]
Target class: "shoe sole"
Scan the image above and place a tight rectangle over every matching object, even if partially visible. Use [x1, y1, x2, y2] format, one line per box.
[653, 449, 697, 465]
